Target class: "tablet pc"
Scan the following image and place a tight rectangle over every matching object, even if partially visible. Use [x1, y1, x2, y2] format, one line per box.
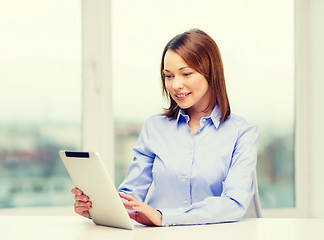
[59, 150, 134, 230]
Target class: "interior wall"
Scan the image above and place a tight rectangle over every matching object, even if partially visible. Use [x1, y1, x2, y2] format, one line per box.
[309, 0, 324, 218]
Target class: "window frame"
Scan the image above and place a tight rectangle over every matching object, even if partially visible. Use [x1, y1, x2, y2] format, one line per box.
[82, 0, 114, 179]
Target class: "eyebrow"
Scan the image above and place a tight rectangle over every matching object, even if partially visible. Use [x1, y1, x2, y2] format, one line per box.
[163, 66, 191, 73]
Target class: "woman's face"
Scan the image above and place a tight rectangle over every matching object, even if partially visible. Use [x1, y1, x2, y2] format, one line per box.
[163, 50, 211, 114]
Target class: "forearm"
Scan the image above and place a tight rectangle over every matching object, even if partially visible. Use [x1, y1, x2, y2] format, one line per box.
[159, 195, 249, 226]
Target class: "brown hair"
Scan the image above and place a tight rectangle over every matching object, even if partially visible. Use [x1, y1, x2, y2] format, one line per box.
[161, 29, 230, 123]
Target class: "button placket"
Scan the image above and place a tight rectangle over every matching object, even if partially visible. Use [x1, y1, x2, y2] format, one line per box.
[182, 136, 194, 207]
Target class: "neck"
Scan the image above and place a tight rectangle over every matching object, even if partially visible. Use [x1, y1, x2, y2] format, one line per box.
[186, 106, 213, 122]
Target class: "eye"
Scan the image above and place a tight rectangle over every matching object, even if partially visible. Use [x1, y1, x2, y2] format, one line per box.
[165, 75, 174, 80]
[183, 72, 193, 77]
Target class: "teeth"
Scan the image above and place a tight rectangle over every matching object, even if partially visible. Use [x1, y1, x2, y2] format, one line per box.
[176, 93, 189, 98]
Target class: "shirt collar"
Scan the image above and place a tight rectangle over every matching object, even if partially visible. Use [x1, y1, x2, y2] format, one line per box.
[209, 105, 221, 129]
[176, 108, 190, 123]
[176, 105, 222, 129]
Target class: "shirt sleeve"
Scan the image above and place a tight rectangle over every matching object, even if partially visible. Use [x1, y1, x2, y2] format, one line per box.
[117, 119, 155, 202]
[158, 125, 259, 226]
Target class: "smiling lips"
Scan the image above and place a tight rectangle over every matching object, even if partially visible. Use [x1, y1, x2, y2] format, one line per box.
[175, 92, 191, 100]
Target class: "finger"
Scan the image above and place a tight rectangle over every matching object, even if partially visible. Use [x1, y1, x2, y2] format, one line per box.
[83, 211, 91, 219]
[75, 205, 91, 212]
[74, 202, 92, 217]
[75, 201, 92, 208]
[132, 206, 140, 212]
[74, 205, 91, 219]
[128, 212, 137, 221]
[71, 187, 82, 196]
[132, 206, 148, 214]
[74, 195, 89, 202]
[122, 201, 138, 210]
[119, 192, 136, 201]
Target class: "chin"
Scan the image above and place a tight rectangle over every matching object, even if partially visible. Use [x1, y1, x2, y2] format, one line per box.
[177, 104, 192, 109]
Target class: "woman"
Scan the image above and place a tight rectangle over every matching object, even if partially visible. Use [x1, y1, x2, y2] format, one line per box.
[72, 29, 258, 227]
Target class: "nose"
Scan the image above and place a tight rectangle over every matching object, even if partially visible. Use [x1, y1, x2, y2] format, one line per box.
[172, 76, 184, 91]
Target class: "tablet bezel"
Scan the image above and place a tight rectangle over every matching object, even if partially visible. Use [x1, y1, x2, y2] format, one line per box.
[59, 150, 134, 230]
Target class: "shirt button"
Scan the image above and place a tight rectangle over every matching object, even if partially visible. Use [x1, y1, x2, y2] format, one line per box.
[184, 176, 188, 180]
[202, 119, 206, 122]
[184, 200, 188, 204]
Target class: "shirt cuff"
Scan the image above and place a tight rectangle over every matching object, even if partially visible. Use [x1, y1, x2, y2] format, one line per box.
[158, 208, 185, 227]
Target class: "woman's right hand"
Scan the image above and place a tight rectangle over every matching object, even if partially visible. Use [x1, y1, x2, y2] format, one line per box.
[71, 187, 92, 219]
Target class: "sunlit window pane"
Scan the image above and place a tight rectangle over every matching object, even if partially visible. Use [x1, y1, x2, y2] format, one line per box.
[0, 1, 81, 208]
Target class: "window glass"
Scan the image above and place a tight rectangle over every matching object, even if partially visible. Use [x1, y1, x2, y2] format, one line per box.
[112, 0, 294, 209]
[0, 1, 81, 208]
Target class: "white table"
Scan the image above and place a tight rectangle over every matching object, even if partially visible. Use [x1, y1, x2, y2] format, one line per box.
[1, 216, 323, 240]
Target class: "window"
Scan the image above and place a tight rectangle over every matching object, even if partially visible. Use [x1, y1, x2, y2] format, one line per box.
[112, 0, 295, 210]
[0, 1, 81, 208]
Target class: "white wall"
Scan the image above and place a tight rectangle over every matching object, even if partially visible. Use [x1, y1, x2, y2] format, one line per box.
[296, 0, 324, 218]
[309, 0, 324, 218]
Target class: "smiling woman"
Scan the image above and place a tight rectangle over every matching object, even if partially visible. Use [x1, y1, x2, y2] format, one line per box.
[74, 28, 259, 226]
[113, 0, 295, 214]
[161, 29, 230, 127]
[163, 51, 211, 122]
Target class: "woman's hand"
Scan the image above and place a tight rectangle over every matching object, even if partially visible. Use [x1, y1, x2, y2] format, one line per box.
[119, 192, 162, 226]
[71, 187, 92, 219]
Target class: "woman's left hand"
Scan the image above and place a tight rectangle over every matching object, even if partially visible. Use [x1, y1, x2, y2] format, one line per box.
[119, 192, 162, 226]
